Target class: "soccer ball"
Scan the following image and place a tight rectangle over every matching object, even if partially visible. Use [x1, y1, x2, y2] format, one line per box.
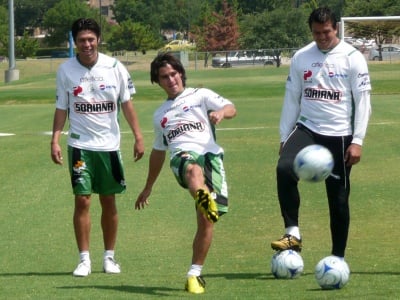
[293, 144, 334, 182]
[315, 256, 350, 289]
[271, 250, 304, 279]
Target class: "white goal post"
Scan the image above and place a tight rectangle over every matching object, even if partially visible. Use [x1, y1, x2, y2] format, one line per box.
[339, 16, 400, 41]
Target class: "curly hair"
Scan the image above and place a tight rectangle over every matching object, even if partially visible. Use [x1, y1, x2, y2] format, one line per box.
[150, 52, 187, 87]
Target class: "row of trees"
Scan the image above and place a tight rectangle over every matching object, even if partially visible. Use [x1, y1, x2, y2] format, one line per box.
[0, 0, 399, 59]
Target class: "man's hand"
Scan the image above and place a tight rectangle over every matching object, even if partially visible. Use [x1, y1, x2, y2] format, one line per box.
[51, 143, 63, 165]
[344, 143, 362, 166]
[135, 188, 151, 210]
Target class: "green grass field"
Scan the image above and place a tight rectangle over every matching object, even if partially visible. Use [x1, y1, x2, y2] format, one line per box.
[0, 60, 399, 299]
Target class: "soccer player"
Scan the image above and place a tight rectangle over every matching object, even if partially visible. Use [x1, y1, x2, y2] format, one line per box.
[271, 7, 371, 262]
[50, 18, 144, 277]
[135, 53, 236, 294]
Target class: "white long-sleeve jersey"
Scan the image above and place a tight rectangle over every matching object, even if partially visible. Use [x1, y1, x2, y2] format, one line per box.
[280, 41, 371, 145]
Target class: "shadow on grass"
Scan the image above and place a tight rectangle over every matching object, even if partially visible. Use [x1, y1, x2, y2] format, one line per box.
[0, 271, 71, 276]
[206, 272, 272, 280]
[57, 285, 182, 297]
[205, 272, 320, 280]
[1, 270, 399, 278]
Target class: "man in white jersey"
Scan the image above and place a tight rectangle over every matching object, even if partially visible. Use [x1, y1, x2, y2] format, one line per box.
[135, 53, 236, 294]
[50, 18, 144, 277]
[271, 7, 371, 264]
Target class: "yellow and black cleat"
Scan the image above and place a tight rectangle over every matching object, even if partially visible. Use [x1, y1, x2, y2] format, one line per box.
[185, 275, 206, 294]
[195, 189, 219, 223]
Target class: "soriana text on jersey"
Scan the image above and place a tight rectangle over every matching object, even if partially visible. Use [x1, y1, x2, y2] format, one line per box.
[74, 101, 115, 113]
[167, 122, 205, 142]
[304, 87, 341, 103]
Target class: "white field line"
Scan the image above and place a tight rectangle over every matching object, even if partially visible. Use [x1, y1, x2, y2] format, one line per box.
[0, 121, 397, 137]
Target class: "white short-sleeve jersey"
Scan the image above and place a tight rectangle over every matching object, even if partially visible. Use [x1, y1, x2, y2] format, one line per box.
[283, 40, 371, 138]
[152, 88, 233, 157]
[56, 53, 135, 151]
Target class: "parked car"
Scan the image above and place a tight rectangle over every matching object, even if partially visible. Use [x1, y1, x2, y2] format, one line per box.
[345, 37, 375, 49]
[368, 45, 400, 61]
[159, 40, 196, 52]
[212, 50, 276, 68]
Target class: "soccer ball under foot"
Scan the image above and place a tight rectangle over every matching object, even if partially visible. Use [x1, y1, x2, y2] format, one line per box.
[271, 250, 304, 279]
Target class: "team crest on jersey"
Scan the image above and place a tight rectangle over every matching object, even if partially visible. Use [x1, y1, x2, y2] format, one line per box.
[73, 160, 86, 174]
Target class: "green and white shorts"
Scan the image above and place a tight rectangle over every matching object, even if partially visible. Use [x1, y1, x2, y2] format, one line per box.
[170, 151, 228, 214]
[68, 146, 126, 195]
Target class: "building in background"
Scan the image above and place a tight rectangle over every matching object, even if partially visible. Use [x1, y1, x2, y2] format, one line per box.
[86, 0, 116, 24]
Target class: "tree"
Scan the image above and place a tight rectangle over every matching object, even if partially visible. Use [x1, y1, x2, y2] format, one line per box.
[11, 0, 59, 36]
[193, 0, 239, 67]
[42, 0, 97, 47]
[15, 31, 39, 58]
[111, 0, 204, 41]
[236, 0, 295, 14]
[107, 20, 160, 52]
[111, 0, 165, 33]
[195, 0, 239, 51]
[239, 7, 310, 66]
[0, 5, 8, 57]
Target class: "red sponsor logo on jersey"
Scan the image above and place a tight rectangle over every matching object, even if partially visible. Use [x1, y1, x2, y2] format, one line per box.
[303, 70, 312, 81]
[161, 117, 168, 128]
[73, 86, 83, 96]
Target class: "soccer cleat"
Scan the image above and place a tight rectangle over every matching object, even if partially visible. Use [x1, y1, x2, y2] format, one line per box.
[271, 234, 303, 252]
[185, 276, 206, 294]
[195, 189, 219, 223]
[103, 257, 121, 274]
[73, 260, 91, 277]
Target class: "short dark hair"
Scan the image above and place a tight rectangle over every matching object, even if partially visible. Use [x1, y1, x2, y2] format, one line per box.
[308, 7, 338, 30]
[150, 52, 187, 87]
[71, 18, 101, 43]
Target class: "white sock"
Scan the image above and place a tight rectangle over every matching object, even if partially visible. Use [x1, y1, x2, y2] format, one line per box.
[79, 251, 90, 263]
[104, 250, 115, 259]
[285, 226, 301, 240]
[187, 264, 203, 277]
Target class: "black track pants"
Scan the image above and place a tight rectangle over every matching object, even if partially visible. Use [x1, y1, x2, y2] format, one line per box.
[276, 124, 353, 257]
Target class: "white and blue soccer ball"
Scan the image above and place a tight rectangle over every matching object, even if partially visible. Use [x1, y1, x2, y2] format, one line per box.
[293, 144, 334, 182]
[315, 256, 350, 289]
[271, 250, 304, 279]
